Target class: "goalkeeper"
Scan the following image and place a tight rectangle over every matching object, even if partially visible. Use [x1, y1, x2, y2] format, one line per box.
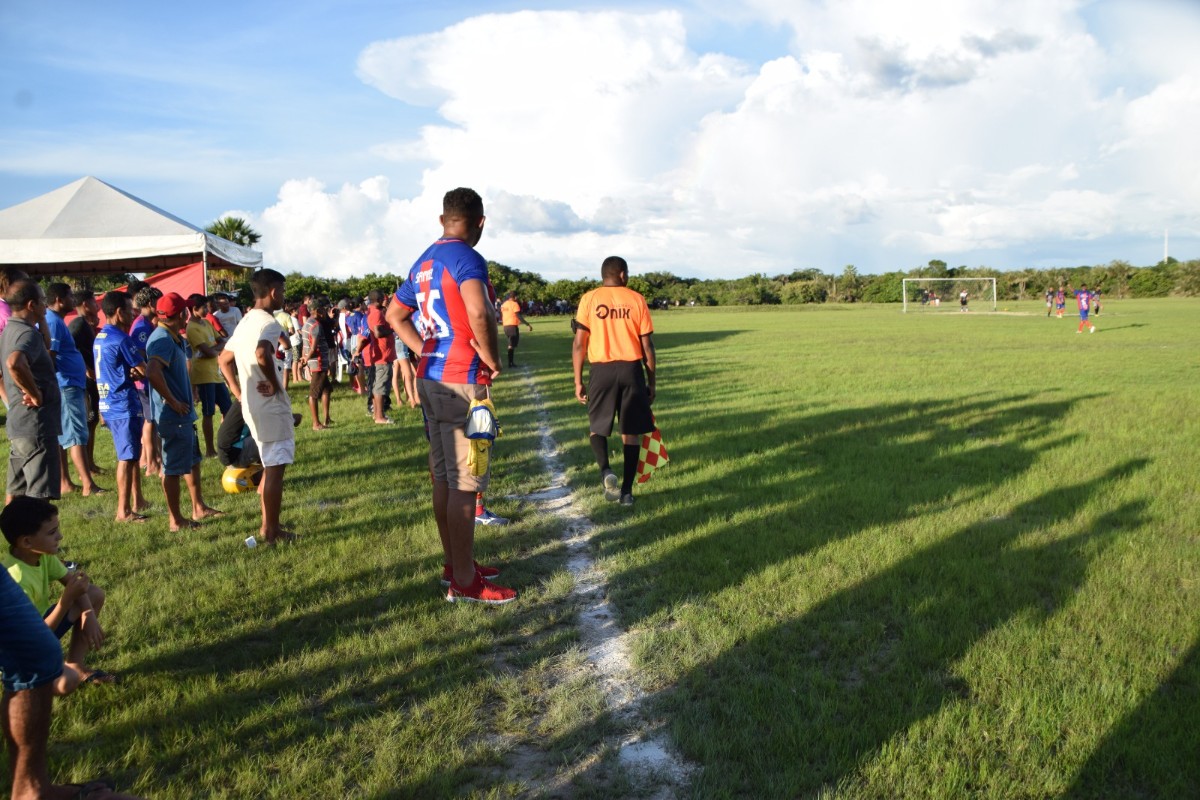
[572, 256, 656, 507]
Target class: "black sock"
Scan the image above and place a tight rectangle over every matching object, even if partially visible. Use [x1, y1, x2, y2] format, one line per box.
[507, 347, 514, 365]
[621, 443, 639, 495]
[590, 434, 610, 473]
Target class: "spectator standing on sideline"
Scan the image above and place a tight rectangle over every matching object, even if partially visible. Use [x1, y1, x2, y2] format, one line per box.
[273, 303, 295, 390]
[145, 293, 222, 531]
[211, 293, 242, 336]
[220, 269, 297, 545]
[67, 289, 103, 477]
[388, 187, 514, 604]
[94, 291, 149, 523]
[44, 284, 104, 497]
[0, 267, 33, 409]
[300, 296, 334, 430]
[363, 290, 397, 424]
[572, 256, 656, 507]
[1, 281, 63, 503]
[185, 295, 230, 458]
[500, 291, 533, 368]
[130, 286, 162, 477]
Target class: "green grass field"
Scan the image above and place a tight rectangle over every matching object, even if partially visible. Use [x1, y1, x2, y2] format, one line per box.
[3, 299, 1198, 798]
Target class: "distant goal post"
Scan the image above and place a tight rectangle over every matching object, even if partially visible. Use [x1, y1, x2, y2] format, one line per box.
[902, 278, 997, 313]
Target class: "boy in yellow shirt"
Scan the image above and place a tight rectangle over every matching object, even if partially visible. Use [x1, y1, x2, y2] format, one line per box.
[2, 496, 112, 691]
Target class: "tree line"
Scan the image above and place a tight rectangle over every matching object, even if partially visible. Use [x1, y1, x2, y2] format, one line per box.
[273, 257, 1199, 310]
[47, 256, 1199, 312]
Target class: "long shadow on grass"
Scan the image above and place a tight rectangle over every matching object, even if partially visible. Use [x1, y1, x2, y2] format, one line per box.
[60, 538, 575, 797]
[589, 392, 1095, 628]
[667, 461, 1149, 797]
[1064, 634, 1200, 799]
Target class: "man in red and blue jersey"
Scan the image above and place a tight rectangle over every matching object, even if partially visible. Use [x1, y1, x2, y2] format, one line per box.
[1054, 286, 1066, 318]
[387, 187, 514, 605]
[1075, 283, 1096, 334]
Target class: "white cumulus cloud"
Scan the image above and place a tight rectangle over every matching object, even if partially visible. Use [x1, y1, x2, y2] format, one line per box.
[252, 2, 1200, 279]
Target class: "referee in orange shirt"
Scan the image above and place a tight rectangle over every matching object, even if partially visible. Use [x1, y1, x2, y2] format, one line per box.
[572, 256, 656, 506]
[500, 292, 532, 367]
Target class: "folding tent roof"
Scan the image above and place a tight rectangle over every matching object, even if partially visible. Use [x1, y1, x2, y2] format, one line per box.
[0, 176, 262, 277]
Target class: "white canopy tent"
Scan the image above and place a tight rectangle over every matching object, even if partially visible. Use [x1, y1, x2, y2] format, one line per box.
[0, 176, 262, 283]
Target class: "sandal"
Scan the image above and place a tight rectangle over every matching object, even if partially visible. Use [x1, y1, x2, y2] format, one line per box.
[81, 669, 119, 686]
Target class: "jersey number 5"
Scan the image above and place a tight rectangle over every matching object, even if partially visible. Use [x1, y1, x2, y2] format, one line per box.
[416, 289, 450, 339]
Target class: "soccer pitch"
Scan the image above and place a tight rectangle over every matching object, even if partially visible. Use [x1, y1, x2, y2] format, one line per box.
[5, 299, 1197, 798]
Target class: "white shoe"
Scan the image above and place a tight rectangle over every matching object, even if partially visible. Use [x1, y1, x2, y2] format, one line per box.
[475, 509, 509, 526]
[1089, 327, 1095, 333]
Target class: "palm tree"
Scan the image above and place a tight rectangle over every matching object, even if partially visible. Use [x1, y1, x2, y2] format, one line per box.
[205, 216, 261, 248]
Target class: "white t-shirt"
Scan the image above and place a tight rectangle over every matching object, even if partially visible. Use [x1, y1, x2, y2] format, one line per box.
[226, 308, 292, 443]
[213, 306, 243, 335]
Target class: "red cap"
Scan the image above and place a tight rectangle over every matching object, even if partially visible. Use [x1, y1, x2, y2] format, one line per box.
[156, 292, 193, 317]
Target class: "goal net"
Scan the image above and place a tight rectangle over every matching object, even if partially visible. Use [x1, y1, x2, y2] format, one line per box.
[902, 278, 997, 313]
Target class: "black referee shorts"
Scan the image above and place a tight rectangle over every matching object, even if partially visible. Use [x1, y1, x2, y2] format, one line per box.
[587, 360, 653, 437]
[504, 325, 519, 348]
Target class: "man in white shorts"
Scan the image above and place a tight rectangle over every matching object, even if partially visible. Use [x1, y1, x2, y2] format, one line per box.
[219, 269, 296, 545]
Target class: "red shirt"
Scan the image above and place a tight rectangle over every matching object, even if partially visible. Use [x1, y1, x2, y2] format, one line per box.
[362, 305, 396, 365]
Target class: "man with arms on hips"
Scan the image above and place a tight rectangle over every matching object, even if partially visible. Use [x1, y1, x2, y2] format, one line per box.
[500, 291, 533, 368]
[219, 269, 297, 545]
[573, 256, 656, 507]
[387, 187, 514, 605]
[1, 281, 63, 503]
[185, 294, 231, 458]
[44, 283, 105, 497]
[94, 291, 150, 523]
[145, 293, 222, 531]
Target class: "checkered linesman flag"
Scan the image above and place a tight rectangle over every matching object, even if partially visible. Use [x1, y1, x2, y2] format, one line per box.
[636, 424, 669, 484]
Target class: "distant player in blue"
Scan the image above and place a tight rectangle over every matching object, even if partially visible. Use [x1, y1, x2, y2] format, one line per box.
[1054, 286, 1066, 318]
[1075, 284, 1095, 334]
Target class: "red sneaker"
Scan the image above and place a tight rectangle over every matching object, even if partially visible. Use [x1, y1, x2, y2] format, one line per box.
[446, 574, 517, 605]
[440, 562, 500, 587]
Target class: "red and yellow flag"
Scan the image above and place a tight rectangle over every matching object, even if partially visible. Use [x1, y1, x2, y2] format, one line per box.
[636, 427, 669, 484]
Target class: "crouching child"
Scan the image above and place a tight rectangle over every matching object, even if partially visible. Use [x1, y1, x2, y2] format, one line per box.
[1, 496, 114, 692]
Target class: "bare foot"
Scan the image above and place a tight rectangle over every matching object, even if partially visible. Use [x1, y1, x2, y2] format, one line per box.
[323, 418, 334, 426]
[61, 483, 78, 495]
[169, 519, 201, 531]
[264, 529, 300, 545]
[312, 423, 328, 431]
[193, 506, 224, 521]
[115, 513, 148, 523]
[82, 485, 108, 497]
[89, 465, 106, 475]
[133, 499, 151, 513]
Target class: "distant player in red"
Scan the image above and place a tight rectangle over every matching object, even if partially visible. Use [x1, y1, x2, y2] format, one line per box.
[1075, 284, 1096, 334]
[1054, 287, 1066, 318]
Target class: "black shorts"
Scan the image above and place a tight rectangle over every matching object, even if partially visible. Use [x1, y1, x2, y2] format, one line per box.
[86, 379, 100, 425]
[308, 370, 331, 400]
[587, 361, 653, 437]
[504, 325, 519, 348]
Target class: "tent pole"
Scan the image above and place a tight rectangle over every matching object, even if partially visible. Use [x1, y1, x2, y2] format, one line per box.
[202, 251, 209, 295]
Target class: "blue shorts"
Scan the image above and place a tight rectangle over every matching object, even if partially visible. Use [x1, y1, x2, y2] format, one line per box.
[105, 415, 143, 462]
[158, 418, 202, 476]
[58, 385, 90, 449]
[0, 573, 63, 692]
[1079, 310, 1089, 321]
[196, 382, 232, 418]
[42, 606, 75, 639]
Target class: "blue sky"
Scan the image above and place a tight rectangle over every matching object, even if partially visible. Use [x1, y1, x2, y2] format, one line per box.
[2, 0, 1197, 280]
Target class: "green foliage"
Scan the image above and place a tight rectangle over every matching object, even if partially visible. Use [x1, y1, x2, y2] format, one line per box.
[780, 280, 828, 304]
[1128, 265, 1173, 297]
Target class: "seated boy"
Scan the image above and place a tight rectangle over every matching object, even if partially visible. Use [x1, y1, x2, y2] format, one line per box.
[1, 496, 113, 692]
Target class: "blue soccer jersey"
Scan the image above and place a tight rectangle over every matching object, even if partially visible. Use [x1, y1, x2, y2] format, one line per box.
[394, 238, 494, 385]
[93, 324, 144, 420]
